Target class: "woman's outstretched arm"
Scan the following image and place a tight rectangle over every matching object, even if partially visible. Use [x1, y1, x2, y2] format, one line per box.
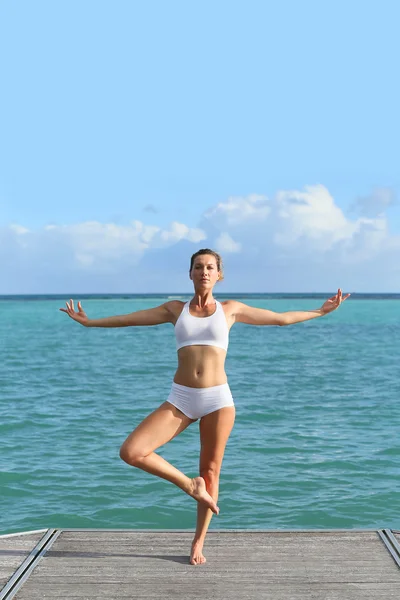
[230, 289, 350, 326]
[59, 299, 174, 327]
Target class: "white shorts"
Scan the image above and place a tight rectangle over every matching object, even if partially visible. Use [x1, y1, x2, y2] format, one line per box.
[167, 382, 235, 420]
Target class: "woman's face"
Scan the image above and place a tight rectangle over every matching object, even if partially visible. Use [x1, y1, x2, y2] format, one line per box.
[190, 254, 220, 288]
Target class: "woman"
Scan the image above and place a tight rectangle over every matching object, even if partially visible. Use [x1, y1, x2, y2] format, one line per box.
[60, 248, 350, 565]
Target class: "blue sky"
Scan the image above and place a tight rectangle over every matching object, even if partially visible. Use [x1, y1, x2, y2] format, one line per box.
[1, 0, 399, 293]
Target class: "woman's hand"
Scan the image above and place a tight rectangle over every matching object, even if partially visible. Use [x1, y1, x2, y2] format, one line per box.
[320, 288, 351, 315]
[59, 299, 89, 326]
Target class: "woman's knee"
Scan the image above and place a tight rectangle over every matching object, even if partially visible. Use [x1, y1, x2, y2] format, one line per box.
[119, 443, 146, 466]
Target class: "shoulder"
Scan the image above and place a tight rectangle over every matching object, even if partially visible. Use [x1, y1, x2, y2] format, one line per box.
[219, 299, 241, 320]
[164, 300, 186, 308]
[164, 300, 186, 323]
[220, 299, 242, 313]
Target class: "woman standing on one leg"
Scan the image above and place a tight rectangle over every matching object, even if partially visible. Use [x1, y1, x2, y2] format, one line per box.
[60, 248, 350, 565]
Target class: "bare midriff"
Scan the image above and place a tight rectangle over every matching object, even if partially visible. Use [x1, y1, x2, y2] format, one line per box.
[169, 299, 234, 388]
[174, 345, 228, 388]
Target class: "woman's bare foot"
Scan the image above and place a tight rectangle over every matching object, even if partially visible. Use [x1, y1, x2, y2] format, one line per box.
[189, 477, 219, 515]
[190, 539, 206, 565]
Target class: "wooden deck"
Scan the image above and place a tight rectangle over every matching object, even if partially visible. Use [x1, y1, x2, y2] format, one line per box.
[1, 529, 399, 599]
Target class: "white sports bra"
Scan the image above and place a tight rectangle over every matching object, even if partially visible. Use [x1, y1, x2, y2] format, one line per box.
[174, 300, 229, 351]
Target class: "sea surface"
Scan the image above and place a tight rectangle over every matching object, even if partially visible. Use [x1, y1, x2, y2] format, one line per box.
[1, 294, 399, 535]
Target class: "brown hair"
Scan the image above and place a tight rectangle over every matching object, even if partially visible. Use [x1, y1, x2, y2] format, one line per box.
[189, 248, 224, 282]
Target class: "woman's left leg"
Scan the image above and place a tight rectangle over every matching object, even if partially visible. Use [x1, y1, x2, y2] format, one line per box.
[190, 405, 235, 565]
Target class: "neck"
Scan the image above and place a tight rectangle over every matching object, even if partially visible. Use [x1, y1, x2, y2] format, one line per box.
[190, 293, 216, 308]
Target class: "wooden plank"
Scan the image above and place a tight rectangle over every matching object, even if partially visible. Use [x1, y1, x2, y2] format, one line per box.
[0, 532, 47, 591]
[10, 581, 400, 599]
[6, 530, 400, 600]
[0, 531, 47, 539]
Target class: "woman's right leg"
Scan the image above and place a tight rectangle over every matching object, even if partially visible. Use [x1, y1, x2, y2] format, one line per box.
[119, 401, 219, 514]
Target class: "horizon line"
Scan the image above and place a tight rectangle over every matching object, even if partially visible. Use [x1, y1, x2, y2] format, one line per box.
[0, 292, 398, 297]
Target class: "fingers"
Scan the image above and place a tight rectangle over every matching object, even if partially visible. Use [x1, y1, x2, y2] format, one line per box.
[325, 289, 341, 306]
[60, 299, 82, 314]
[64, 299, 74, 311]
[335, 289, 351, 304]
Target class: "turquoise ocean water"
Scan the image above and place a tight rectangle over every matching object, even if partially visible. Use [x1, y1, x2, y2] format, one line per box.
[1, 294, 399, 535]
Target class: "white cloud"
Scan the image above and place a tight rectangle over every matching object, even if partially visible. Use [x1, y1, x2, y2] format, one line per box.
[204, 194, 271, 226]
[9, 224, 29, 235]
[4, 219, 205, 272]
[130, 220, 160, 244]
[215, 232, 241, 253]
[58, 220, 150, 267]
[2, 184, 400, 292]
[202, 184, 399, 264]
[274, 185, 354, 249]
[159, 221, 206, 244]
